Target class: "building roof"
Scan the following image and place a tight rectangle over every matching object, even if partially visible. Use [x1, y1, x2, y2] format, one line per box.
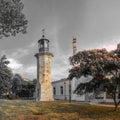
[52, 78, 68, 83]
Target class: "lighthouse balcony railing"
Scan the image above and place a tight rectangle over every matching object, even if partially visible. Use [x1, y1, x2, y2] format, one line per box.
[39, 48, 49, 52]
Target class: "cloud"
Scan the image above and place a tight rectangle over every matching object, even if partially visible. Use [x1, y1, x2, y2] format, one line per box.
[7, 57, 36, 79]
[24, 66, 36, 75]
[8, 58, 23, 70]
[102, 44, 117, 51]
[11, 48, 29, 59]
[15, 65, 36, 80]
[93, 39, 119, 52]
[10, 42, 37, 59]
[52, 53, 70, 81]
[52, 66, 68, 81]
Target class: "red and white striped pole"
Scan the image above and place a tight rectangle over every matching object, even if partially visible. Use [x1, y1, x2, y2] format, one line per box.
[72, 38, 77, 55]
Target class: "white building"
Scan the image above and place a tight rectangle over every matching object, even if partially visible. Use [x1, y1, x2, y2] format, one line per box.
[52, 76, 92, 101]
[52, 76, 120, 102]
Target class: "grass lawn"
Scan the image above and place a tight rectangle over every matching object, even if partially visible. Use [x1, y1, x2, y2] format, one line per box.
[0, 100, 120, 120]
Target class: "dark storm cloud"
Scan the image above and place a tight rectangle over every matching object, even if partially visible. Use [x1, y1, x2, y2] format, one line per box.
[0, 0, 120, 80]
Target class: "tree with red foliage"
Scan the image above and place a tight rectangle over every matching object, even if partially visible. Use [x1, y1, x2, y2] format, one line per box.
[68, 48, 120, 111]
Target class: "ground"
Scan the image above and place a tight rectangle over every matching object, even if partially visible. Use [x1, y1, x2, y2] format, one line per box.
[0, 100, 120, 120]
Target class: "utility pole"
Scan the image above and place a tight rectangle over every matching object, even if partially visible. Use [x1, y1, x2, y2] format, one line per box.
[69, 80, 71, 102]
[64, 82, 66, 100]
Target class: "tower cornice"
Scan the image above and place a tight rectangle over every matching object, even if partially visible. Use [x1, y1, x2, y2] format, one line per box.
[35, 52, 54, 58]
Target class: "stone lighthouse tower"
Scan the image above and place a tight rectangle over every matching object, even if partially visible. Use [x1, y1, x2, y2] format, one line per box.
[35, 30, 54, 101]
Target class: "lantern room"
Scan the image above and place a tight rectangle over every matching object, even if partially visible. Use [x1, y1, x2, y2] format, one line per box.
[38, 29, 49, 52]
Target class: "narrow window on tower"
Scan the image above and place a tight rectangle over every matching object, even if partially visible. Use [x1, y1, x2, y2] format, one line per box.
[53, 87, 56, 95]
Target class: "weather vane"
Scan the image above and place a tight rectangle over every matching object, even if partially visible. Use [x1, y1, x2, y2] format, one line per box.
[42, 29, 45, 38]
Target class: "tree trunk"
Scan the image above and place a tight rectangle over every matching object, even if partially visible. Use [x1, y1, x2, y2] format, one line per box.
[112, 93, 119, 111]
[114, 103, 118, 111]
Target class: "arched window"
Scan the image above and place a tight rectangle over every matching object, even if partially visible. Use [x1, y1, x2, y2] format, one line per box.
[60, 86, 63, 95]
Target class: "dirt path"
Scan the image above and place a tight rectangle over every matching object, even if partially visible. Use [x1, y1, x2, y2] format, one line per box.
[89, 102, 120, 107]
[70, 101, 120, 107]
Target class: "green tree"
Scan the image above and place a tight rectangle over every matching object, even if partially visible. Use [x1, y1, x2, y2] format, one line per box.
[0, 55, 13, 98]
[11, 73, 22, 98]
[68, 48, 120, 111]
[0, 0, 28, 38]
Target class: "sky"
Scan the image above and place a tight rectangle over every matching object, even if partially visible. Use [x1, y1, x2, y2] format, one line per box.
[0, 0, 120, 81]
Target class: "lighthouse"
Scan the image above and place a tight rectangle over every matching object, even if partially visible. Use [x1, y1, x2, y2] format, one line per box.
[35, 30, 54, 101]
